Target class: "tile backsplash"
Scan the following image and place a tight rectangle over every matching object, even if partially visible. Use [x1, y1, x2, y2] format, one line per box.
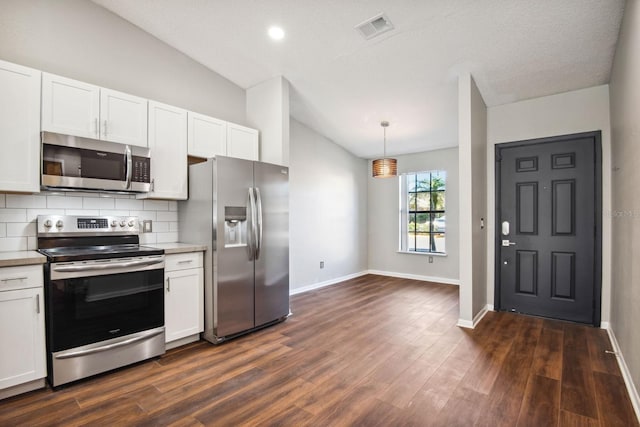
[0, 192, 178, 252]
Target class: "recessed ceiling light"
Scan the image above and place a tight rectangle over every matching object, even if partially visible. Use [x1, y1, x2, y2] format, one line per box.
[268, 26, 285, 40]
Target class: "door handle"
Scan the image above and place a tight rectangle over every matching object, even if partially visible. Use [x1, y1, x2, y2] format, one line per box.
[166, 277, 170, 292]
[248, 187, 257, 261]
[255, 187, 263, 260]
[502, 240, 516, 247]
[125, 145, 132, 189]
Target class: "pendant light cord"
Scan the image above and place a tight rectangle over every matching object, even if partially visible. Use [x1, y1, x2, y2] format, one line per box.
[383, 126, 387, 160]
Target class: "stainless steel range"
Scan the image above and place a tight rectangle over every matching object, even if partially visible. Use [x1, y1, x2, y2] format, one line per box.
[37, 215, 165, 387]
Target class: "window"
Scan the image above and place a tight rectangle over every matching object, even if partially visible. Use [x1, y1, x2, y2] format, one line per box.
[400, 171, 446, 254]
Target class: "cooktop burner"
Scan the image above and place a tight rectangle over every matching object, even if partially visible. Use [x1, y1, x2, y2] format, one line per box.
[38, 244, 164, 263]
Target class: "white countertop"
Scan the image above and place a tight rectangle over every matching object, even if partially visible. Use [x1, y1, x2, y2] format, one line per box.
[150, 243, 207, 255]
[0, 251, 47, 268]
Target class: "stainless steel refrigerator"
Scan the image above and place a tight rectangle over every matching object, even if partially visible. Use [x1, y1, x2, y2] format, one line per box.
[179, 156, 289, 343]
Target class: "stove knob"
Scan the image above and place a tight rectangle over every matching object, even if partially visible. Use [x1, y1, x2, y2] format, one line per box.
[55, 220, 63, 229]
[44, 219, 52, 228]
[128, 220, 135, 227]
[119, 220, 126, 227]
[110, 220, 117, 228]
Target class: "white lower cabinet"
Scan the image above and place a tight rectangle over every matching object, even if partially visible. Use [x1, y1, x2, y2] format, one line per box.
[164, 252, 204, 347]
[0, 265, 46, 396]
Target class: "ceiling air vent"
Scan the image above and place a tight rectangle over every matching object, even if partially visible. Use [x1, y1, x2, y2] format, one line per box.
[355, 13, 394, 40]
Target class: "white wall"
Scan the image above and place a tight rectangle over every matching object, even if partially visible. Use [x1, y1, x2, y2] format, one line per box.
[487, 85, 612, 323]
[289, 119, 368, 292]
[0, 192, 177, 251]
[458, 73, 488, 326]
[368, 148, 459, 283]
[247, 77, 290, 166]
[0, 0, 246, 124]
[609, 0, 640, 403]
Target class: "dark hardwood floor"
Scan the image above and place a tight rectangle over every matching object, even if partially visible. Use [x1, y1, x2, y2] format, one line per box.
[0, 274, 637, 426]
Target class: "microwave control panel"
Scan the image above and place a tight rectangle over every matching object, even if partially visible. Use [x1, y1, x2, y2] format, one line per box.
[132, 156, 151, 183]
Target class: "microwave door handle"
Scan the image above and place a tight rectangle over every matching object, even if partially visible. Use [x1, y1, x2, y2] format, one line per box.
[125, 145, 132, 189]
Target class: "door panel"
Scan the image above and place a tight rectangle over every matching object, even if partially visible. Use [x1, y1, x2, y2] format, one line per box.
[215, 156, 255, 337]
[253, 161, 289, 326]
[498, 134, 599, 324]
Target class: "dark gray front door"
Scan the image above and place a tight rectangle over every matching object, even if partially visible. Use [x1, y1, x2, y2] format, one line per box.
[496, 132, 601, 325]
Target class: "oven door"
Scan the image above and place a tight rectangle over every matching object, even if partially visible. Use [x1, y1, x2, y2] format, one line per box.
[46, 256, 165, 352]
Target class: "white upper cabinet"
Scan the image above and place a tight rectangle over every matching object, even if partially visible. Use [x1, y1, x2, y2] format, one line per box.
[0, 60, 41, 193]
[42, 73, 148, 147]
[144, 100, 188, 200]
[187, 112, 227, 158]
[227, 122, 259, 161]
[41, 73, 100, 139]
[99, 88, 148, 147]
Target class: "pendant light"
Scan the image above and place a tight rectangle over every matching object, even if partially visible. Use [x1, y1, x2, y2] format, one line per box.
[372, 121, 397, 178]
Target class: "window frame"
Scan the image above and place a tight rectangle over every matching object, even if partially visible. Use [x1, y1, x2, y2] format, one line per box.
[399, 170, 447, 255]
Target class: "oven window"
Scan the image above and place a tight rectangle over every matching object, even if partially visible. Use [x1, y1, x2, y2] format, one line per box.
[47, 269, 164, 351]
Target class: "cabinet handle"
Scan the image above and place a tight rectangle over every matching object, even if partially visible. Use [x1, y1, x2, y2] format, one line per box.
[1, 276, 28, 282]
[177, 260, 193, 264]
[151, 179, 155, 192]
[103, 120, 108, 136]
[94, 118, 99, 137]
[166, 277, 170, 292]
[36, 294, 40, 314]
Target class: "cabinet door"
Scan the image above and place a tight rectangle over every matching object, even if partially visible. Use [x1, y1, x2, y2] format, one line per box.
[227, 123, 259, 161]
[0, 60, 41, 193]
[100, 88, 148, 147]
[145, 101, 188, 200]
[187, 112, 227, 158]
[41, 73, 100, 139]
[0, 288, 46, 390]
[164, 268, 204, 343]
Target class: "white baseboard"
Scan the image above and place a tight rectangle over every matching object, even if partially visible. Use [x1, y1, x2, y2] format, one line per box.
[457, 304, 491, 329]
[603, 324, 640, 422]
[289, 271, 368, 295]
[366, 269, 460, 286]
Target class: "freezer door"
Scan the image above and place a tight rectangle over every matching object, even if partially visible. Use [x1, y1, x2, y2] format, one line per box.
[253, 161, 290, 326]
[215, 156, 255, 337]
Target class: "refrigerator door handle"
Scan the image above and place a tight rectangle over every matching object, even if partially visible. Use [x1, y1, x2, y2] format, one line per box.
[248, 187, 257, 261]
[255, 187, 263, 260]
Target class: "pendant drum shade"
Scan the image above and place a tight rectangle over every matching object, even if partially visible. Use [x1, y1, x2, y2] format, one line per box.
[372, 121, 397, 178]
[372, 158, 397, 177]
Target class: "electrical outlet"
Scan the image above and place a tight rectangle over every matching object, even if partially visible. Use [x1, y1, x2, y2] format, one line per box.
[428, 256, 433, 263]
[320, 261, 324, 269]
[142, 220, 153, 233]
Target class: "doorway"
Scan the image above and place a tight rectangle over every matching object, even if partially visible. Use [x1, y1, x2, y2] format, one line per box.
[495, 132, 602, 325]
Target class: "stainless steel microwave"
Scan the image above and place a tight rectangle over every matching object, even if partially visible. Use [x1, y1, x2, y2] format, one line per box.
[41, 132, 151, 193]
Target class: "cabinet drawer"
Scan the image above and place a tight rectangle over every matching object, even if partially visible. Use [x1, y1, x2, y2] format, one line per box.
[165, 252, 203, 272]
[0, 265, 43, 291]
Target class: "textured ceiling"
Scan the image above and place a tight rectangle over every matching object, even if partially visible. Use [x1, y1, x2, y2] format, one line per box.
[91, 0, 624, 158]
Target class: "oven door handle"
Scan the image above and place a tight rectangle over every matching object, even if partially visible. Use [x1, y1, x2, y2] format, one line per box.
[53, 258, 164, 273]
[54, 328, 164, 359]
